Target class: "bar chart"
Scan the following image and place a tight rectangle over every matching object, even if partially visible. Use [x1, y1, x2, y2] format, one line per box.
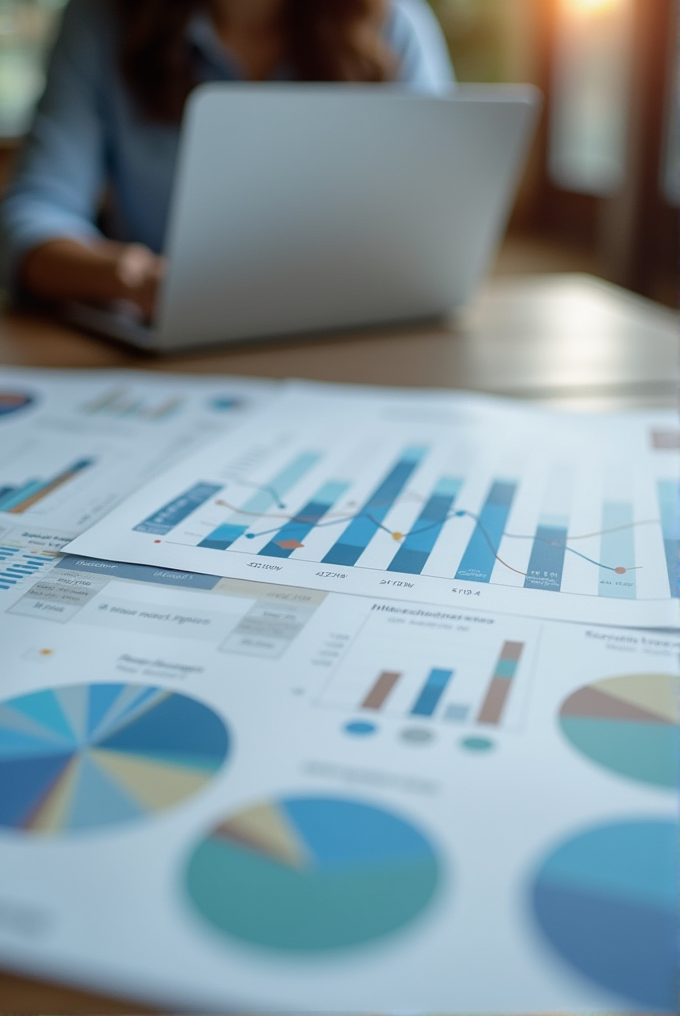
[351, 642, 524, 728]
[0, 545, 56, 593]
[68, 389, 680, 626]
[0, 459, 94, 515]
[127, 442, 674, 601]
[319, 603, 536, 737]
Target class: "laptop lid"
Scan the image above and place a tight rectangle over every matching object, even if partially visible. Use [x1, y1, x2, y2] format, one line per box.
[153, 84, 540, 351]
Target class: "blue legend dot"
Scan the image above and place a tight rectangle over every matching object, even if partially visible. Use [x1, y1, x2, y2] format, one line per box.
[461, 736, 495, 753]
[210, 397, 242, 412]
[245, 533, 255, 539]
[344, 721, 378, 737]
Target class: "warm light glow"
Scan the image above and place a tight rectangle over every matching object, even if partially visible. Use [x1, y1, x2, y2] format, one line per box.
[564, 0, 621, 12]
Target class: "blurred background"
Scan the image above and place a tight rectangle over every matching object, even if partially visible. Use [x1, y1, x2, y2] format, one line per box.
[0, 0, 677, 306]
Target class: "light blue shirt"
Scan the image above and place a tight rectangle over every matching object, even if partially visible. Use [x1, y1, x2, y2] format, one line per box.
[0, 0, 454, 295]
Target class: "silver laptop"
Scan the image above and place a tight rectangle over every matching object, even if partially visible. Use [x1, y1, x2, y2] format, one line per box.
[66, 84, 540, 352]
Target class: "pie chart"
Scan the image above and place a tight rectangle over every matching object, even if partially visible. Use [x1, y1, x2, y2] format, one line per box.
[0, 683, 230, 833]
[185, 795, 441, 952]
[531, 820, 678, 1009]
[0, 391, 34, 417]
[559, 673, 679, 788]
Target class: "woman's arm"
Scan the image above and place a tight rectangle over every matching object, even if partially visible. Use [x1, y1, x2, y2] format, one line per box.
[387, 0, 455, 92]
[0, 0, 162, 314]
[22, 238, 164, 320]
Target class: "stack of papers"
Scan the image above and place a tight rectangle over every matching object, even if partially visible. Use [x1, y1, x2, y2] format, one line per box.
[0, 369, 677, 1013]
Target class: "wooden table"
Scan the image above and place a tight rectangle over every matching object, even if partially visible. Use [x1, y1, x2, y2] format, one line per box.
[0, 274, 677, 408]
[0, 273, 677, 1014]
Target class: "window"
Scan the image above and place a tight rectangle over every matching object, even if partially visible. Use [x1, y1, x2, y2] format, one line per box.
[0, 0, 65, 138]
[549, 0, 635, 196]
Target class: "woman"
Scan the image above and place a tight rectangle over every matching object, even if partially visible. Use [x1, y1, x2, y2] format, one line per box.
[0, 0, 453, 318]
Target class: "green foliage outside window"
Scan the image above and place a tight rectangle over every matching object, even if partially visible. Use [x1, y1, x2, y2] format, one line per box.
[427, 0, 536, 84]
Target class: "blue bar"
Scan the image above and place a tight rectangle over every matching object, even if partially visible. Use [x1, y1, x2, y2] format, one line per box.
[524, 519, 568, 592]
[0, 481, 43, 512]
[51, 458, 93, 477]
[657, 481, 679, 598]
[0, 459, 94, 512]
[134, 482, 222, 536]
[388, 477, 462, 575]
[198, 452, 321, 550]
[259, 482, 349, 558]
[411, 668, 453, 718]
[599, 502, 636, 599]
[0, 488, 16, 505]
[455, 481, 517, 583]
[199, 524, 250, 551]
[322, 447, 428, 567]
[444, 704, 470, 723]
[56, 556, 222, 590]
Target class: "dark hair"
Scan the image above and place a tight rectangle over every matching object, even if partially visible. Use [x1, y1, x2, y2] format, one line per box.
[114, 0, 396, 122]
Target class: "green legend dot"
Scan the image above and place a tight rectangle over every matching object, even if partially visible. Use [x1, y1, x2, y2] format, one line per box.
[461, 736, 495, 753]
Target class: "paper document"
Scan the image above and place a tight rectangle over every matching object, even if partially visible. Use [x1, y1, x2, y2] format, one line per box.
[0, 367, 278, 600]
[0, 555, 677, 1012]
[66, 382, 680, 628]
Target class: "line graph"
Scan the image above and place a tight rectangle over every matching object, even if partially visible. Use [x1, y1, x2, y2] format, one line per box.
[248, 505, 648, 576]
[136, 449, 670, 601]
[65, 388, 680, 624]
[155, 482, 655, 585]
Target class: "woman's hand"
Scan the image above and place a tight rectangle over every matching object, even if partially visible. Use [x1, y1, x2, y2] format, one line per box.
[112, 243, 166, 320]
[21, 238, 166, 321]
